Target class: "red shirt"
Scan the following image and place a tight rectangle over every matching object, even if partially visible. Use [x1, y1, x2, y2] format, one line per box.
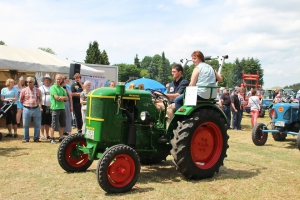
[20, 87, 41, 107]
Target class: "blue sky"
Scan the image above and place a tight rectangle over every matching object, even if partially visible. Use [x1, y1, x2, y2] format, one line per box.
[1, 0, 299, 88]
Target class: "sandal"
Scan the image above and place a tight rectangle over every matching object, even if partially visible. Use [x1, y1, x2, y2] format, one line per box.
[13, 133, 18, 138]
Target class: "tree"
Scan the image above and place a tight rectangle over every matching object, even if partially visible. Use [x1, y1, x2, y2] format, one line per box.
[159, 52, 169, 85]
[134, 54, 141, 68]
[101, 50, 110, 65]
[38, 47, 56, 55]
[148, 54, 161, 80]
[117, 64, 141, 82]
[85, 41, 101, 64]
[0, 40, 5, 45]
[140, 69, 150, 78]
[140, 56, 152, 69]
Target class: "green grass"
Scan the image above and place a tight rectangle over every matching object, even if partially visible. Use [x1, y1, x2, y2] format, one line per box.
[0, 113, 300, 200]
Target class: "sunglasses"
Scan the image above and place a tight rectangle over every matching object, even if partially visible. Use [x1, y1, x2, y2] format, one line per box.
[27, 81, 33, 83]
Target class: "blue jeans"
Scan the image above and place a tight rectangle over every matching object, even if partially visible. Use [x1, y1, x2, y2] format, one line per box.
[232, 110, 241, 130]
[223, 105, 231, 128]
[175, 94, 184, 111]
[239, 109, 243, 128]
[23, 107, 41, 141]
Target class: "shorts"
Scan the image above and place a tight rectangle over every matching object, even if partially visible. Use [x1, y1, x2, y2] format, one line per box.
[41, 105, 52, 126]
[17, 101, 23, 109]
[51, 109, 66, 128]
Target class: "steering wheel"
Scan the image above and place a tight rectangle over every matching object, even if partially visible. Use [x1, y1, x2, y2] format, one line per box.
[145, 88, 169, 101]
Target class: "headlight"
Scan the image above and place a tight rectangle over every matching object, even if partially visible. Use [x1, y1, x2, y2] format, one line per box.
[140, 111, 150, 122]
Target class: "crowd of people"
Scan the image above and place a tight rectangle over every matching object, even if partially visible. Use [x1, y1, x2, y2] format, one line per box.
[2, 50, 297, 143]
[0, 73, 114, 144]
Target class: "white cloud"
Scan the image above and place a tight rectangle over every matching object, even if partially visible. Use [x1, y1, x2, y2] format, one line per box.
[0, 0, 299, 88]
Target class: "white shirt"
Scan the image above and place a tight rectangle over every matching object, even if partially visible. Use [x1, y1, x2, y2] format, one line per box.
[39, 85, 51, 106]
[248, 96, 260, 111]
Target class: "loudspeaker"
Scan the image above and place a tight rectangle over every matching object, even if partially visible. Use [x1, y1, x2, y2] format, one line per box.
[69, 63, 81, 79]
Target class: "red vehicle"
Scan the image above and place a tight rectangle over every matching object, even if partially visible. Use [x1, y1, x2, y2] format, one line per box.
[240, 71, 264, 117]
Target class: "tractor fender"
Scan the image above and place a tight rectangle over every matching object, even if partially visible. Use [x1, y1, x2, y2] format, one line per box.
[168, 104, 228, 134]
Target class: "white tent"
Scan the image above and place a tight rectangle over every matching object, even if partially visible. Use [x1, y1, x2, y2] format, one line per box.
[0, 45, 104, 76]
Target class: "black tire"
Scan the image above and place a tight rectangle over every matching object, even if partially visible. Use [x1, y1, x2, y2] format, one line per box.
[96, 144, 140, 193]
[170, 109, 229, 179]
[252, 123, 268, 146]
[272, 132, 287, 141]
[57, 133, 93, 172]
[297, 134, 300, 150]
[140, 155, 167, 165]
[259, 108, 265, 118]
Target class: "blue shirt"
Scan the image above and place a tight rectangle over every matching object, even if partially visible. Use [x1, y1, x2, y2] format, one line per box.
[168, 77, 189, 103]
[1, 87, 18, 105]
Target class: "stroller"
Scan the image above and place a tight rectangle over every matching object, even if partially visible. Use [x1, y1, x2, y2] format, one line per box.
[0, 101, 15, 140]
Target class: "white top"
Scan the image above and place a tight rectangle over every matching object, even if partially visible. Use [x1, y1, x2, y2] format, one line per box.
[195, 62, 217, 99]
[248, 96, 260, 111]
[39, 85, 51, 106]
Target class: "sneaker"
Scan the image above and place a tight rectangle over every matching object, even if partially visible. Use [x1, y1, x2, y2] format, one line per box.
[13, 133, 18, 138]
[5, 133, 13, 137]
[47, 136, 51, 140]
[158, 135, 169, 143]
[50, 138, 56, 144]
[22, 139, 29, 143]
[59, 137, 64, 142]
[17, 123, 21, 127]
[41, 136, 46, 140]
[78, 129, 82, 133]
[34, 138, 41, 142]
[63, 132, 69, 136]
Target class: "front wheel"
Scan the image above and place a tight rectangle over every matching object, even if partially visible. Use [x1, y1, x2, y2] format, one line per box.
[252, 123, 268, 146]
[170, 109, 229, 179]
[57, 133, 93, 172]
[96, 144, 140, 193]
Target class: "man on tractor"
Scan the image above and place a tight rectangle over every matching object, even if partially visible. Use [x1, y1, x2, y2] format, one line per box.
[155, 64, 189, 141]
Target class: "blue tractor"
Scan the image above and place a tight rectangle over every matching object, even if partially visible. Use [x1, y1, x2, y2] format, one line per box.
[252, 102, 300, 150]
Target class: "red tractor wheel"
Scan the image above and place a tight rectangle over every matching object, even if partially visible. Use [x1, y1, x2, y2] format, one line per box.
[57, 133, 93, 172]
[97, 144, 140, 193]
[170, 109, 229, 179]
[252, 123, 268, 146]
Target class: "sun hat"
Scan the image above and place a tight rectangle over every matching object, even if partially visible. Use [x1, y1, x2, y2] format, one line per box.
[42, 74, 52, 82]
[234, 89, 239, 92]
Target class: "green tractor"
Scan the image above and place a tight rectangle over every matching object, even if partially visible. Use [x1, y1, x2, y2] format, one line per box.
[57, 55, 229, 193]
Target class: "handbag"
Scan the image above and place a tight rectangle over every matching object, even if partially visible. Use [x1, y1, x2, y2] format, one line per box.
[81, 104, 87, 111]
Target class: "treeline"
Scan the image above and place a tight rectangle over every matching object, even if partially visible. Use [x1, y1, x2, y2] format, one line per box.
[0, 40, 268, 88]
[284, 83, 300, 92]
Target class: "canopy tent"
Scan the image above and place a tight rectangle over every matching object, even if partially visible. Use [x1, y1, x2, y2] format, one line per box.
[0, 45, 104, 76]
[125, 78, 166, 92]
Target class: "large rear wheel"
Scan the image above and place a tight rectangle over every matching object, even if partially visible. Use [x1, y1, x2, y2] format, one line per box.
[96, 144, 140, 193]
[170, 109, 229, 179]
[272, 132, 287, 141]
[252, 123, 268, 146]
[297, 134, 300, 150]
[57, 133, 93, 172]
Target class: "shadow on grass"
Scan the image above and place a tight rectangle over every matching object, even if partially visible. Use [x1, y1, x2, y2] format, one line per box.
[0, 147, 29, 157]
[265, 138, 298, 149]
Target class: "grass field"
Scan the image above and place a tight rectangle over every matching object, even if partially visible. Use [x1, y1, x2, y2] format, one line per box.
[0, 113, 300, 200]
